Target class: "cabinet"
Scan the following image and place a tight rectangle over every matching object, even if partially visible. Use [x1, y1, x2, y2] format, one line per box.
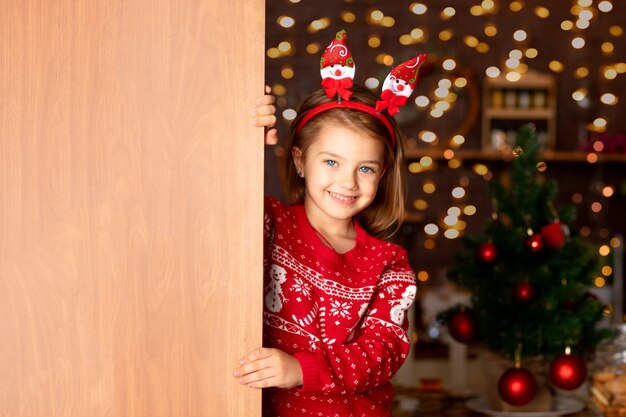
[481, 70, 556, 152]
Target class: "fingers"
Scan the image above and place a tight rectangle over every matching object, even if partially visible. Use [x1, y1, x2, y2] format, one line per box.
[265, 85, 272, 94]
[252, 99, 277, 129]
[253, 115, 277, 129]
[265, 128, 278, 145]
[238, 347, 273, 365]
[233, 348, 277, 388]
[236, 365, 277, 388]
[256, 94, 276, 107]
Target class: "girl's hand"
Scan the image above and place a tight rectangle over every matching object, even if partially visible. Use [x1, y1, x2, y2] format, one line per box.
[233, 347, 303, 389]
[252, 86, 278, 145]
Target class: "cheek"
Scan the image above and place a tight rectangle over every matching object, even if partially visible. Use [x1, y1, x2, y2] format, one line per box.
[361, 175, 382, 193]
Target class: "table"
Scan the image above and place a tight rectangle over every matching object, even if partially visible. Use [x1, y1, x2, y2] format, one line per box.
[392, 394, 600, 417]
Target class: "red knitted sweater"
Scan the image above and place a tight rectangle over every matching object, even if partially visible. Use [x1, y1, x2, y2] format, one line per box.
[263, 197, 417, 417]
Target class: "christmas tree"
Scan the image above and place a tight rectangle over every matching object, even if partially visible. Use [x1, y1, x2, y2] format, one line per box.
[441, 125, 611, 405]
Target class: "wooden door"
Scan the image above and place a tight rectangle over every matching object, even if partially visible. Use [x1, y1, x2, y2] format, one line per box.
[0, 1, 264, 416]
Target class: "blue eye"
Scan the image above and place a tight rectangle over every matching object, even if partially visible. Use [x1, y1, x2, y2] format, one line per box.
[359, 166, 375, 174]
[324, 160, 337, 167]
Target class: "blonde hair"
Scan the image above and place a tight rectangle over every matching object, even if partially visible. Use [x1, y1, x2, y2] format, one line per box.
[282, 85, 406, 239]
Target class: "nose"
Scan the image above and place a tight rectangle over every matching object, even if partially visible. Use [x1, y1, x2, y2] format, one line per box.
[397, 84, 404, 91]
[337, 169, 358, 190]
[334, 69, 342, 76]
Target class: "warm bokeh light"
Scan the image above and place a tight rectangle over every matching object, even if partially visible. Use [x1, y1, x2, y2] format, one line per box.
[599, 245, 611, 256]
[448, 159, 462, 169]
[506, 71, 522, 82]
[602, 186, 615, 197]
[444, 229, 460, 239]
[418, 131, 436, 144]
[278, 16, 295, 28]
[341, 11, 356, 23]
[442, 7, 456, 18]
[574, 67, 589, 78]
[365, 77, 380, 89]
[423, 181, 436, 194]
[591, 202, 602, 213]
[473, 163, 489, 176]
[601, 93, 618, 105]
[305, 43, 321, 54]
[609, 25, 623, 37]
[414, 199, 428, 210]
[415, 95, 430, 107]
[513, 30, 527, 41]
[549, 60, 565, 72]
[464, 35, 479, 48]
[535, 6, 550, 18]
[599, 1, 614, 12]
[368, 35, 381, 48]
[572, 37, 585, 49]
[282, 109, 297, 120]
[526, 48, 538, 58]
[486, 66, 501, 77]
[451, 187, 466, 198]
[439, 30, 453, 41]
[281, 66, 294, 79]
[572, 88, 588, 101]
[424, 223, 439, 235]
[485, 24, 498, 36]
[604, 67, 618, 80]
[451, 135, 466, 146]
[308, 18, 330, 32]
[462, 205, 475, 216]
[410, 2, 427, 15]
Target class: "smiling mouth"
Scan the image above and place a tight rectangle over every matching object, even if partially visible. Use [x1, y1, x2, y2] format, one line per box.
[329, 191, 357, 204]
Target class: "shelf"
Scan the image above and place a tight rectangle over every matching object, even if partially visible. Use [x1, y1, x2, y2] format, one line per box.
[482, 70, 557, 151]
[484, 108, 554, 120]
[404, 148, 626, 163]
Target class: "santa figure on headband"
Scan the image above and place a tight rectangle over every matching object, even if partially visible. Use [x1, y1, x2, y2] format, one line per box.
[376, 54, 428, 116]
[320, 30, 355, 101]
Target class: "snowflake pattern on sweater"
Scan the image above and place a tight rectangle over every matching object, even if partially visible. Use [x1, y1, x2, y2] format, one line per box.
[263, 197, 417, 417]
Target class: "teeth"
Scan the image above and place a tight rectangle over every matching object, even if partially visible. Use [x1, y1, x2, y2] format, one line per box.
[330, 192, 356, 202]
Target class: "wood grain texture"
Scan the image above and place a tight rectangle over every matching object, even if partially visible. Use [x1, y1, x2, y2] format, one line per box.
[0, 1, 264, 416]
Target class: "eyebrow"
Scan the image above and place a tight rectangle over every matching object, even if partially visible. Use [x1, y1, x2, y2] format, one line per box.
[319, 151, 382, 166]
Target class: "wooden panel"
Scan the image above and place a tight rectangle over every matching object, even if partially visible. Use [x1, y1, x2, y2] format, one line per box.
[0, 1, 264, 416]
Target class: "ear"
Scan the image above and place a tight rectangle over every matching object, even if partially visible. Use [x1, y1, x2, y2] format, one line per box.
[292, 146, 304, 175]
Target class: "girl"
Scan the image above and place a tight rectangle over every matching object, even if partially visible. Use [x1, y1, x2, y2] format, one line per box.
[233, 31, 426, 417]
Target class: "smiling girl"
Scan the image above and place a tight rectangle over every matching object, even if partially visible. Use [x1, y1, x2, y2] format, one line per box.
[233, 31, 427, 417]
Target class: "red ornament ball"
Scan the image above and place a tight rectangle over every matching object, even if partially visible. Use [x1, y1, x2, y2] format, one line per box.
[514, 281, 535, 303]
[448, 310, 479, 344]
[540, 222, 565, 249]
[526, 234, 543, 252]
[498, 367, 538, 406]
[549, 354, 587, 390]
[477, 242, 498, 263]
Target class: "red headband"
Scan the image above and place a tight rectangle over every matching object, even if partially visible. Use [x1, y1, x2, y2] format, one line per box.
[296, 100, 396, 145]
[295, 30, 428, 148]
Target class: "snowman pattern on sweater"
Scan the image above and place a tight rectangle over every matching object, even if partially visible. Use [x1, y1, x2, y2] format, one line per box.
[390, 285, 417, 325]
[265, 264, 287, 313]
